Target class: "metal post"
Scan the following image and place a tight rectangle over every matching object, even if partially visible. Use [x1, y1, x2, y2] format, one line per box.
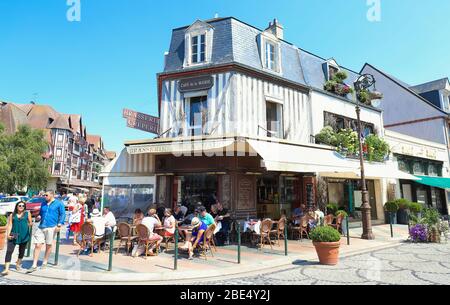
[108, 229, 115, 271]
[407, 213, 411, 232]
[346, 216, 350, 245]
[26, 226, 32, 257]
[54, 232, 61, 266]
[174, 227, 178, 271]
[389, 212, 394, 238]
[284, 222, 288, 256]
[237, 221, 241, 264]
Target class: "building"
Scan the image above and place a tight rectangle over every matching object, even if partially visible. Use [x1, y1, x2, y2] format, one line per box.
[109, 17, 414, 221]
[0, 101, 113, 195]
[361, 64, 450, 215]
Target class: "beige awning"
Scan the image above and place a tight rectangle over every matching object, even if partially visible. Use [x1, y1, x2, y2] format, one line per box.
[126, 138, 235, 155]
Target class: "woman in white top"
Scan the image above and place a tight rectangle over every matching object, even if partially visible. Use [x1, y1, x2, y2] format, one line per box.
[163, 208, 176, 238]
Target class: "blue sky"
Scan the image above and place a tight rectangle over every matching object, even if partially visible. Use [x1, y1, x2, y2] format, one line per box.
[1, 0, 449, 153]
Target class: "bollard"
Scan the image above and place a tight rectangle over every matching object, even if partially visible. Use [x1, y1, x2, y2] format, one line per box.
[407, 213, 411, 232]
[26, 226, 32, 257]
[174, 227, 178, 271]
[284, 223, 288, 256]
[108, 229, 115, 272]
[237, 221, 241, 264]
[389, 212, 394, 238]
[346, 216, 350, 245]
[54, 231, 61, 266]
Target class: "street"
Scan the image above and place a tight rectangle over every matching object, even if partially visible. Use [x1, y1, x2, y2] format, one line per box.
[192, 242, 450, 285]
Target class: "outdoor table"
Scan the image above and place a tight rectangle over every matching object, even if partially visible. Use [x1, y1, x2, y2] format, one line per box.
[178, 225, 194, 242]
[243, 220, 261, 235]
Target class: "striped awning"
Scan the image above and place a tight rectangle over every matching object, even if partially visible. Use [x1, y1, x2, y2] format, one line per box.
[100, 148, 154, 177]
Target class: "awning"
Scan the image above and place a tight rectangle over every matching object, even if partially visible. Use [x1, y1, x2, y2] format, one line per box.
[100, 148, 155, 178]
[126, 138, 235, 155]
[415, 176, 450, 189]
[320, 163, 419, 180]
[247, 139, 357, 173]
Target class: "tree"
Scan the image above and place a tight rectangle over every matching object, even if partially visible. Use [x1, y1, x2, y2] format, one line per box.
[0, 124, 50, 194]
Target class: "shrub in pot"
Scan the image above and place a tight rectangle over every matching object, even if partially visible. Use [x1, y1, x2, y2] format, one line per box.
[395, 199, 411, 225]
[408, 202, 423, 218]
[310, 226, 341, 265]
[384, 201, 399, 225]
[0, 215, 7, 251]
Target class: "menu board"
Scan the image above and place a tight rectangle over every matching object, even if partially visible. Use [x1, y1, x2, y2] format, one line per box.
[238, 177, 254, 210]
[220, 175, 231, 209]
[354, 190, 362, 208]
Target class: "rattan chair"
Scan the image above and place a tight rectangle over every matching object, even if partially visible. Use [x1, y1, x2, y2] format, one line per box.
[135, 224, 159, 259]
[291, 216, 310, 242]
[77, 223, 103, 257]
[196, 223, 216, 260]
[254, 219, 273, 250]
[115, 222, 137, 255]
[331, 214, 345, 233]
[324, 214, 334, 227]
[270, 217, 286, 246]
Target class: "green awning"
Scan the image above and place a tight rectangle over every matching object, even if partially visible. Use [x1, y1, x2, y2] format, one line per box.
[415, 176, 450, 189]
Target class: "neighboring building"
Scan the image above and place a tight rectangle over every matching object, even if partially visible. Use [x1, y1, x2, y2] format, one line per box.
[361, 64, 450, 216]
[0, 101, 113, 194]
[115, 17, 409, 222]
[410, 78, 450, 113]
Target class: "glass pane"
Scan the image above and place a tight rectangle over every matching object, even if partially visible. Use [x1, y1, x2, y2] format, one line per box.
[413, 162, 424, 175]
[180, 174, 218, 212]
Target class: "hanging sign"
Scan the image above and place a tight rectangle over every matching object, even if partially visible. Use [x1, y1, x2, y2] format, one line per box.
[123, 108, 160, 134]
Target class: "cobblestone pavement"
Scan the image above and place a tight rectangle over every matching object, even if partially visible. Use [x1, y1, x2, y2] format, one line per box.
[191, 242, 450, 285]
[0, 278, 40, 285]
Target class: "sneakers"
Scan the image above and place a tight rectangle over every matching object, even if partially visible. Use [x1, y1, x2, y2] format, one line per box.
[1, 270, 9, 276]
[26, 266, 38, 274]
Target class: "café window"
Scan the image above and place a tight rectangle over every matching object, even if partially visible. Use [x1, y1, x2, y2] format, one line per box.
[188, 96, 208, 136]
[266, 101, 283, 138]
[427, 163, 439, 177]
[413, 162, 425, 175]
[398, 159, 410, 173]
[191, 34, 206, 64]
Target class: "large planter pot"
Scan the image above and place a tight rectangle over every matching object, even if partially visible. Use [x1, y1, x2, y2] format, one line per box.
[313, 241, 341, 265]
[0, 226, 6, 250]
[397, 209, 409, 225]
[384, 211, 397, 224]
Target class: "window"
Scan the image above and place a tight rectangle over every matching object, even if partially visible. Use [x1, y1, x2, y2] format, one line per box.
[266, 101, 283, 138]
[56, 148, 63, 157]
[328, 65, 339, 81]
[57, 134, 63, 142]
[428, 164, 438, 177]
[413, 162, 424, 175]
[324, 112, 375, 134]
[191, 34, 206, 64]
[54, 163, 61, 172]
[265, 42, 276, 71]
[74, 143, 80, 152]
[189, 96, 208, 136]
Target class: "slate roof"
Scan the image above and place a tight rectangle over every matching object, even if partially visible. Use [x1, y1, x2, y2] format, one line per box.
[164, 17, 361, 93]
[410, 78, 450, 94]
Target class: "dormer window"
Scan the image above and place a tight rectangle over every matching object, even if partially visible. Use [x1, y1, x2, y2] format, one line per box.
[265, 42, 276, 71]
[259, 34, 281, 73]
[328, 65, 339, 80]
[191, 34, 206, 64]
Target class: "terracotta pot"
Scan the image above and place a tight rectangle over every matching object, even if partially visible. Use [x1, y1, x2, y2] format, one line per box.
[0, 226, 6, 251]
[313, 241, 341, 265]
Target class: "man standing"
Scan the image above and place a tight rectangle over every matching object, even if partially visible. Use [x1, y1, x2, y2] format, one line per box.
[215, 202, 231, 246]
[27, 191, 65, 273]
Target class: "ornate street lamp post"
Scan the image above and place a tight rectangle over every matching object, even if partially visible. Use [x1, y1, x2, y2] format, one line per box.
[353, 74, 383, 240]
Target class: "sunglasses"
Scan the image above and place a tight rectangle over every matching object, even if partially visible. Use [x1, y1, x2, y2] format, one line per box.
[44, 194, 50, 197]
[18, 205, 25, 208]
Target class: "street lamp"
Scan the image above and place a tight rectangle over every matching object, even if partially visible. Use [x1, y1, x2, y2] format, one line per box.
[353, 74, 383, 240]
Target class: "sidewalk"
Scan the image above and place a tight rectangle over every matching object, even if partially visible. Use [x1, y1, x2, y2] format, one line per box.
[0, 224, 409, 285]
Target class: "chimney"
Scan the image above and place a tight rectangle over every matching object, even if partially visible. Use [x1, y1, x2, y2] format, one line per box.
[164, 51, 169, 68]
[266, 18, 284, 40]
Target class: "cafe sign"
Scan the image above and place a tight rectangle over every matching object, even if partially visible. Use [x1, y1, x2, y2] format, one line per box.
[391, 143, 437, 160]
[178, 75, 214, 93]
[123, 108, 160, 135]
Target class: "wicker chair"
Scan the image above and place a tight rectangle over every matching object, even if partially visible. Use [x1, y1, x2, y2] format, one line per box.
[331, 214, 345, 233]
[291, 216, 310, 242]
[135, 224, 159, 259]
[324, 214, 335, 227]
[196, 223, 216, 260]
[162, 221, 178, 252]
[115, 222, 137, 255]
[270, 217, 286, 246]
[77, 223, 103, 257]
[254, 219, 273, 250]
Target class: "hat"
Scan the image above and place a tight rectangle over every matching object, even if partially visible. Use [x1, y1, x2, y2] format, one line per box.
[191, 217, 201, 228]
[91, 209, 101, 217]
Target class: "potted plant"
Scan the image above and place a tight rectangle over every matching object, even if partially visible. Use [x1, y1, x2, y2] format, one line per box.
[384, 201, 399, 225]
[310, 226, 342, 265]
[395, 198, 411, 225]
[408, 202, 423, 218]
[326, 203, 339, 216]
[0, 215, 7, 251]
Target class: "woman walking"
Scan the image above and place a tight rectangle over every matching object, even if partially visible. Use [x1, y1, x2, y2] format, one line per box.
[1, 201, 32, 276]
[70, 195, 85, 246]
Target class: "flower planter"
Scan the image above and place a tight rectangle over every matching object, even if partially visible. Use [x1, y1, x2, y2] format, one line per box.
[0, 226, 6, 250]
[384, 211, 397, 225]
[313, 241, 341, 265]
[397, 209, 409, 225]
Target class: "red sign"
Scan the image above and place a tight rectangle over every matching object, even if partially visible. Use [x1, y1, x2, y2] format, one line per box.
[123, 108, 160, 134]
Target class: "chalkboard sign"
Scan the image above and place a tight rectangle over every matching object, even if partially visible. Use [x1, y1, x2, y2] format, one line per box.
[178, 75, 214, 93]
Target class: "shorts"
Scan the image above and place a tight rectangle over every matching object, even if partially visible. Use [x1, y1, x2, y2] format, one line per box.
[33, 227, 56, 245]
[164, 231, 174, 238]
[149, 233, 163, 241]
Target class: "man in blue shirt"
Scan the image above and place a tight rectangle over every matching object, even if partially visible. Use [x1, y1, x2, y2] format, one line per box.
[27, 191, 65, 273]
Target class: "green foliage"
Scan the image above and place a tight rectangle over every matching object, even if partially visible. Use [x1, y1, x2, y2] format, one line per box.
[384, 201, 399, 213]
[335, 128, 359, 155]
[357, 89, 371, 105]
[421, 208, 441, 227]
[310, 226, 341, 242]
[324, 71, 354, 97]
[394, 198, 411, 210]
[326, 203, 338, 215]
[364, 134, 390, 162]
[336, 210, 348, 217]
[0, 215, 7, 227]
[0, 125, 50, 194]
[408, 202, 423, 214]
[315, 126, 337, 146]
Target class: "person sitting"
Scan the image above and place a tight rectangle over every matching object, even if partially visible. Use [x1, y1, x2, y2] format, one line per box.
[292, 204, 306, 225]
[163, 208, 176, 240]
[214, 202, 231, 246]
[314, 207, 325, 225]
[102, 207, 116, 237]
[156, 205, 166, 222]
[86, 209, 107, 253]
[198, 206, 215, 227]
[133, 209, 144, 225]
[140, 208, 163, 255]
[181, 217, 207, 260]
[210, 204, 218, 219]
[173, 206, 185, 222]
